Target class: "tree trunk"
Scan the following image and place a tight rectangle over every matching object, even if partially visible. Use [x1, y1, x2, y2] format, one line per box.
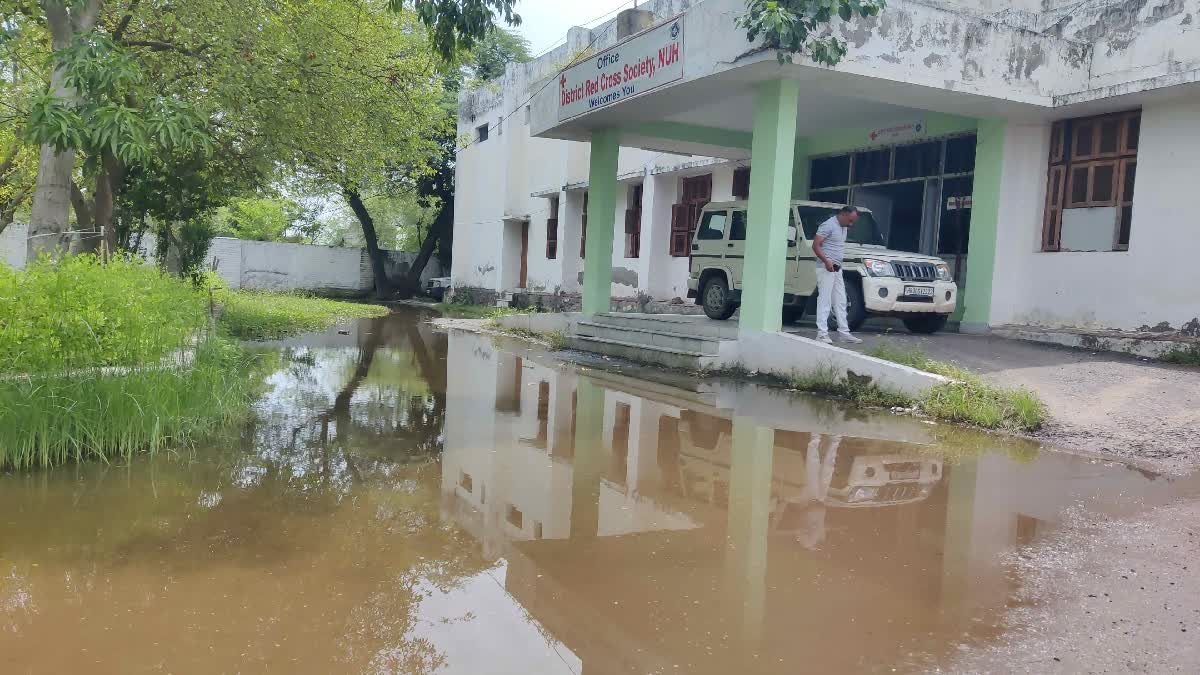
[343, 187, 393, 299]
[95, 152, 124, 254]
[399, 206, 451, 298]
[28, 0, 102, 262]
[68, 181, 97, 254]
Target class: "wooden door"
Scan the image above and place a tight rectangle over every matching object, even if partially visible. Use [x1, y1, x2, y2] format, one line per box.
[519, 220, 529, 288]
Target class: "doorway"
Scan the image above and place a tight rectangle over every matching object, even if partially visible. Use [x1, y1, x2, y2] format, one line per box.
[519, 220, 529, 289]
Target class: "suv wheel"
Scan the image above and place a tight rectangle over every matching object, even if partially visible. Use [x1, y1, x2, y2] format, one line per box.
[903, 314, 949, 334]
[822, 277, 867, 332]
[701, 276, 736, 320]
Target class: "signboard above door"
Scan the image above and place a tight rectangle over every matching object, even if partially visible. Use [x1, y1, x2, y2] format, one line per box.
[868, 121, 927, 145]
[558, 17, 684, 122]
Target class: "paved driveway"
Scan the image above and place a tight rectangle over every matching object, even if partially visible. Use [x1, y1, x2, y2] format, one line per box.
[785, 323, 1200, 474]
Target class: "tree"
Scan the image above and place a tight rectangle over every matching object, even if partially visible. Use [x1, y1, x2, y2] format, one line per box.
[392, 27, 530, 296]
[388, 0, 520, 60]
[738, 0, 887, 66]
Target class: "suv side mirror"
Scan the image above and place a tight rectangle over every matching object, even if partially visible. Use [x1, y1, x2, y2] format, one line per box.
[787, 225, 798, 247]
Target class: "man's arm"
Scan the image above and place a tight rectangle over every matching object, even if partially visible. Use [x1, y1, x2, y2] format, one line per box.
[813, 233, 835, 272]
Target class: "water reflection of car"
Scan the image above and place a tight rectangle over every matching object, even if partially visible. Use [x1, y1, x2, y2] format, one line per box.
[824, 453, 941, 507]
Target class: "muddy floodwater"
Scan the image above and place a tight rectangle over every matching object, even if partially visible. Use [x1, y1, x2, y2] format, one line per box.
[2, 309, 1196, 674]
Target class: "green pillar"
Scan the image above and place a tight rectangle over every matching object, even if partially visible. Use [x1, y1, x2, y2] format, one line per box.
[724, 416, 774, 646]
[570, 378, 606, 538]
[792, 138, 811, 201]
[960, 119, 1006, 332]
[739, 79, 799, 334]
[582, 128, 620, 316]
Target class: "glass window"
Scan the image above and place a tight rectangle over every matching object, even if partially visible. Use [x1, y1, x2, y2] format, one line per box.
[810, 155, 851, 190]
[852, 148, 891, 184]
[797, 206, 835, 241]
[945, 135, 977, 174]
[696, 211, 728, 240]
[893, 141, 942, 180]
[729, 210, 747, 241]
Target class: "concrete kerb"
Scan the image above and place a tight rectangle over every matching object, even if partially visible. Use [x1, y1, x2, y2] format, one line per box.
[725, 331, 949, 398]
[496, 314, 948, 397]
[495, 312, 580, 336]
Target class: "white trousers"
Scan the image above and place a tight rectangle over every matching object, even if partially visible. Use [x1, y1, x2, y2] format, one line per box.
[815, 266, 849, 335]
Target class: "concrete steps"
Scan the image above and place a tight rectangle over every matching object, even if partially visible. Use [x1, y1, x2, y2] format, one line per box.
[592, 312, 739, 339]
[567, 313, 736, 370]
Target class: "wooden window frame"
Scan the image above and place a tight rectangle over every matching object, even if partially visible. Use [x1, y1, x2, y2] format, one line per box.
[732, 167, 751, 199]
[1043, 110, 1139, 252]
[670, 174, 712, 257]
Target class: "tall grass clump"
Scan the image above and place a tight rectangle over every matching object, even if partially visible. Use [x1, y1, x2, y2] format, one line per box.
[0, 255, 206, 373]
[0, 336, 270, 471]
[216, 288, 389, 340]
[867, 343, 1047, 432]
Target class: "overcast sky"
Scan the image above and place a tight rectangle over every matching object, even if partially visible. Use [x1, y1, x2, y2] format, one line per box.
[512, 0, 640, 56]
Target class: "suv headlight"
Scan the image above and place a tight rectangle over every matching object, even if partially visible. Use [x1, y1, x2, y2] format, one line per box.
[935, 263, 952, 281]
[863, 258, 895, 277]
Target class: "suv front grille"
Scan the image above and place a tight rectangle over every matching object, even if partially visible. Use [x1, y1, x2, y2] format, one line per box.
[892, 261, 937, 282]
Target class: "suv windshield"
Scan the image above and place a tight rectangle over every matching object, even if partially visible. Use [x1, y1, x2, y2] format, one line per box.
[797, 206, 887, 247]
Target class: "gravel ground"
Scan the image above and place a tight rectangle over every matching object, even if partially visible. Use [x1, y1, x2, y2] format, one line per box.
[806, 327, 1200, 475]
[946, 499, 1200, 674]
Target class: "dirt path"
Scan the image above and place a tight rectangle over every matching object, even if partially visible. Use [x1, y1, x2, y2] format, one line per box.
[825, 329, 1200, 475]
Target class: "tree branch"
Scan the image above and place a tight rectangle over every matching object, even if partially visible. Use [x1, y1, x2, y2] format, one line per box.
[111, 0, 143, 42]
[120, 40, 207, 56]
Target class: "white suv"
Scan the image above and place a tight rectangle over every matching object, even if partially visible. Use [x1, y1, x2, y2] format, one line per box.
[685, 200, 958, 333]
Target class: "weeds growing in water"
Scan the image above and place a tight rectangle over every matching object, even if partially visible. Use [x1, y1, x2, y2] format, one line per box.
[434, 302, 532, 320]
[789, 365, 916, 409]
[867, 343, 1047, 432]
[216, 288, 389, 340]
[0, 337, 273, 471]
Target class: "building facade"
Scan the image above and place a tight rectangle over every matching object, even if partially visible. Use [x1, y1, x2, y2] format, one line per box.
[452, 0, 1200, 334]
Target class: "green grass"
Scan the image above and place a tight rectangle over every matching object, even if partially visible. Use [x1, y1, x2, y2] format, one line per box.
[866, 343, 1047, 432]
[0, 336, 273, 471]
[0, 255, 206, 374]
[1159, 344, 1200, 366]
[789, 365, 916, 410]
[216, 289, 389, 340]
[432, 302, 529, 320]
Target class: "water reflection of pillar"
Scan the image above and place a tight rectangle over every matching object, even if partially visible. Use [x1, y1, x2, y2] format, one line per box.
[570, 379, 606, 539]
[724, 416, 775, 648]
[939, 457, 979, 620]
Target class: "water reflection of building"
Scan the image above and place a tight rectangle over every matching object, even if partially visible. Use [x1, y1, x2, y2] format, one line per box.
[439, 330, 1178, 673]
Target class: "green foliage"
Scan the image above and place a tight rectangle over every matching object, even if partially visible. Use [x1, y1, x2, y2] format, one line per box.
[867, 343, 1048, 432]
[216, 289, 390, 340]
[388, 0, 522, 61]
[789, 365, 914, 409]
[467, 27, 531, 82]
[0, 255, 206, 374]
[25, 32, 211, 163]
[213, 197, 305, 242]
[737, 0, 886, 66]
[1159, 344, 1200, 366]
[0, 335, 270, 471]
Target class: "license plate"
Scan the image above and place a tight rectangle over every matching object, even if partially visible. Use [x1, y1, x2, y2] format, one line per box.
[904, 285, 935, 297]
[889, 469, 920, 480]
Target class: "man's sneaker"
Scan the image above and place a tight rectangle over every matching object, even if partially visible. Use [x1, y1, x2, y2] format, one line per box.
[837, 332, 863, 344]
[816, 333, 833, 345]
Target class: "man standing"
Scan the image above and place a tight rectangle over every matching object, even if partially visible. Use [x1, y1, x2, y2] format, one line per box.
[812, 206, 863, 344]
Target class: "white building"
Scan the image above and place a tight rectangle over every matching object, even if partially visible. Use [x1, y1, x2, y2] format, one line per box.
[452, 0, 1200, 334]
